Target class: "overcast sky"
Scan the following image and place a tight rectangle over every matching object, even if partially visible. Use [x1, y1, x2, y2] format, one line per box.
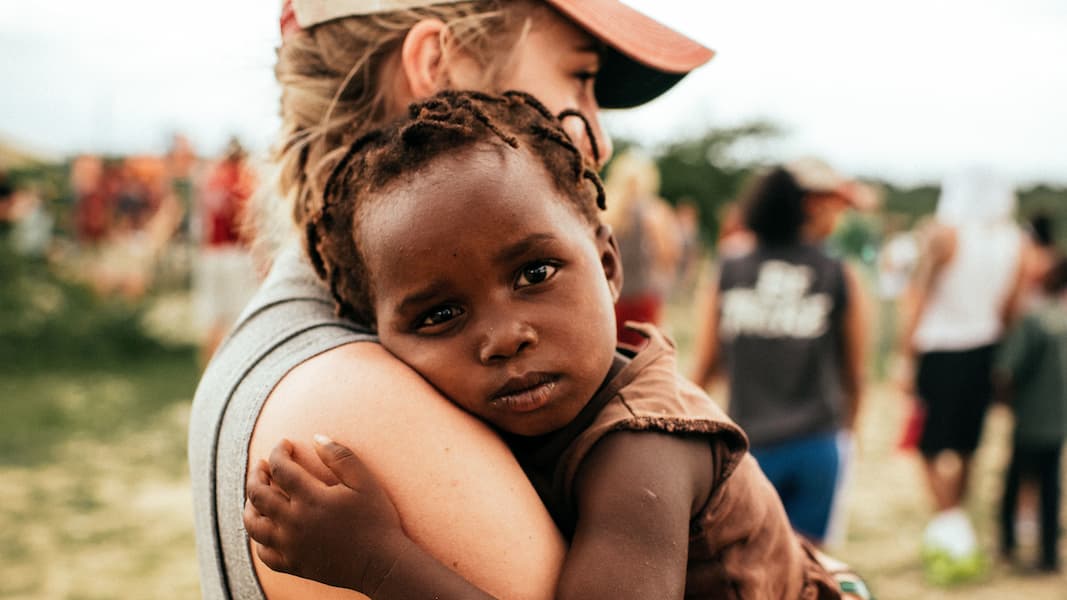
[2, 0, 1065, 186]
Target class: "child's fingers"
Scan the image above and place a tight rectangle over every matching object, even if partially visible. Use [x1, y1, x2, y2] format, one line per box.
[242, 499, 277, 547]
[255, 458, 274, 484]
[254, 542, 291, 575]
[247, 470, 290, 517]
[313, 434, 374, 490]
[253, 458, 289, 499]
[267, 441, 321, 497]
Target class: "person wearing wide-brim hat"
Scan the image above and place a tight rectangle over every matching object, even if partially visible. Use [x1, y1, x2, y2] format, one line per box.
[189, 2, 714, 599]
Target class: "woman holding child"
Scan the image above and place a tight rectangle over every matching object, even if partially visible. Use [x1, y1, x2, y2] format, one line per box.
[189, 1, 714, 597]
[189, 1, 867, 597]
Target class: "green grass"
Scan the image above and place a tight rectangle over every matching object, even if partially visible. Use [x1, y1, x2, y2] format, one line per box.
[0, 351, 198, 469]
[0, 352, 201, 599]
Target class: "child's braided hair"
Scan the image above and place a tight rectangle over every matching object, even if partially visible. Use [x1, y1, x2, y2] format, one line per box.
[304, 89, 607, 327]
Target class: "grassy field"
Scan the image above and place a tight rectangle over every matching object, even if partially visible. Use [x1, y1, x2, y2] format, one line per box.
[0, 352, 202, 599]
[1, 296, 1065, 599]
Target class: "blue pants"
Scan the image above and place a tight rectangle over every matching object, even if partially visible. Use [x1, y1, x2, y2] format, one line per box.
[751, 431, 842, 543]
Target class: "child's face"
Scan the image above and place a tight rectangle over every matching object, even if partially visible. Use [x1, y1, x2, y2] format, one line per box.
[360, 145, 622, 436]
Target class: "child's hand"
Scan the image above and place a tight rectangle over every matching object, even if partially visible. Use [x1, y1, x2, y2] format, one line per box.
[243, 435, 407, 593]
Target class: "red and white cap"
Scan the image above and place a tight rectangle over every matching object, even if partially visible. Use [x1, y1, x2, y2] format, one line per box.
[281, 0, 714, 108]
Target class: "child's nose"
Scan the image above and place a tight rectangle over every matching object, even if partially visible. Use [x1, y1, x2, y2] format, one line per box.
[478, 321, 538, 365]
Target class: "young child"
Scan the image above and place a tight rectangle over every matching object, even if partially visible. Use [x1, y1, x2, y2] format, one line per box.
[242, 90, 866, 599]
[994, 256, 1067, 573]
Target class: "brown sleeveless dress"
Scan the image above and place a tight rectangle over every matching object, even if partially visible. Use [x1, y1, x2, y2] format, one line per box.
[507, 324, 840, 599]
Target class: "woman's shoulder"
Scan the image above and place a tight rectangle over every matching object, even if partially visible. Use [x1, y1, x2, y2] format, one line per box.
[256, 342, 457, 452]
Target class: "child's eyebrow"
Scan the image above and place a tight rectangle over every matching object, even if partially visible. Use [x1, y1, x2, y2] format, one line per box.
[492, 233, 558, 266]
[397, 281, 449, 314]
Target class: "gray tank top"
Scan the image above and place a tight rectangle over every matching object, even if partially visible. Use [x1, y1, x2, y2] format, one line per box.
[716, 243, 848, 447]
[188, 243, 376, 599]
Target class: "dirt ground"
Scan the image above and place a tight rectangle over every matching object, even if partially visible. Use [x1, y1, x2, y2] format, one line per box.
[837, 385, 1066, 599]
[1, 361, 1065, 598]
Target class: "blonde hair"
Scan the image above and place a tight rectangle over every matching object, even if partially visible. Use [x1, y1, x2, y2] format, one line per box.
[252, 0, 540, 251]
[602, 148, 661, 235]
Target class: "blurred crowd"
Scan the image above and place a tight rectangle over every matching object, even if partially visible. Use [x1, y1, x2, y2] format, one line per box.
[1, 133, 260, 363]
[2, 135, 1064, 583]
[601, 152, 1065, 582]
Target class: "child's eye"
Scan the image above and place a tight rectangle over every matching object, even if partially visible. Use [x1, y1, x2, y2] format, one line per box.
[516, 262, 559, 288]
[416, 305, 465, 329]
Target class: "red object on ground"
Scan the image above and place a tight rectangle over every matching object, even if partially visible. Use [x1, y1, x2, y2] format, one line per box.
[897, 398, 927, 451]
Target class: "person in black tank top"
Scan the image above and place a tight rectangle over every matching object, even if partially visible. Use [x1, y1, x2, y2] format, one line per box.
[691, 159, 870, 546]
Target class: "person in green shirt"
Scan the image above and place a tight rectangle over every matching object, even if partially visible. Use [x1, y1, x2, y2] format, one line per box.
[994, 256, 1067, 572]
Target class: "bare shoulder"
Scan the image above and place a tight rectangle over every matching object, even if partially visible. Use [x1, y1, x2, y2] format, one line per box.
[252, 341, 509, 475]
[251, 341, 565, 600]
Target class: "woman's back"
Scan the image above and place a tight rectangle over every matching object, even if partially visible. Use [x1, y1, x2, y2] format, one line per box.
[717, 243, 848, 446]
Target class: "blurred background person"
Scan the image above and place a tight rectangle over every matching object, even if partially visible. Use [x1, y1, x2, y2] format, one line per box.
[1019, 213, 1061, 306]
[993, 256, 1067, 574]
[0, 169, 17, 238]
[165, 133, 198, 242]
[899, 165, 1026, 581]
[874, 216, 920, 380]
[716, 200, 756, 260]
[70, 155, 109, 248]
[1003, 211, 1063, 554]
[690, 157, 869, 547]
[91, 155, 179, 300]
[671, 198, 704, 296]
[602, 149, 682, 347]
[7, 185, 52, 259]
[193, 137, 258, 364]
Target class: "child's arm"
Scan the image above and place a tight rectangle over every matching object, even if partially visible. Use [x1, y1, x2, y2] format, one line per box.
[244, 437, 496, 600]
[247, 432, 713, 600]
[557, 429, 713, 600]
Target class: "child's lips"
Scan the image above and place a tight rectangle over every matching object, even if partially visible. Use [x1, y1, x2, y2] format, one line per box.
[490, 373, 561, 413]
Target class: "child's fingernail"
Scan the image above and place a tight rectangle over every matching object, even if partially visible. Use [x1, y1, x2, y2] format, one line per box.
[313, 434, 333, 446]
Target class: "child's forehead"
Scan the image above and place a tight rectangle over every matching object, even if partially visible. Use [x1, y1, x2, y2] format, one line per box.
[370, 142, 558, 203]
[420, 141, 541, 177]
[360, 152, 591, 239]
[360, 136, 599, 232]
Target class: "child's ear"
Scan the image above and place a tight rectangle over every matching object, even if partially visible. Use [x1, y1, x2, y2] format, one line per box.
[595, 224, 623, 302]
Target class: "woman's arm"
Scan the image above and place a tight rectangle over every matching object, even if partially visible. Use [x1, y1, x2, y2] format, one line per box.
[248, 342, 565, 600]
[839, 264, 869, 431]
[689, 276, 722, 388]
[247, 428, 710, 600]
[899, 224, 957, 355]
[245, 437, 498, 599]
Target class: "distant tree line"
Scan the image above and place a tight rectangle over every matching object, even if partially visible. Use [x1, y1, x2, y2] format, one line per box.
[609, 125, 1067, 259]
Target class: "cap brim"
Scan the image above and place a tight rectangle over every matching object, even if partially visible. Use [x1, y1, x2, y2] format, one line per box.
[543, 0, 714, 108]
[844, 182, 880, 211]
[290, 0, 714, 109]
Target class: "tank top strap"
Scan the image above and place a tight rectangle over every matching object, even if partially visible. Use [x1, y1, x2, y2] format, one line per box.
[188, 243, 375, 599]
